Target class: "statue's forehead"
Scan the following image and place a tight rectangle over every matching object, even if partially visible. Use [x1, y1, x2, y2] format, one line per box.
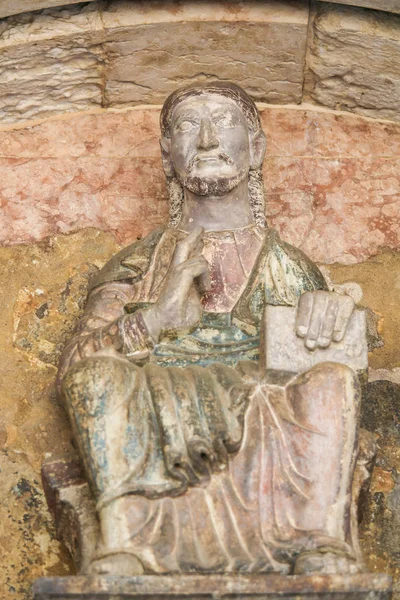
[171, 93, 245, 120]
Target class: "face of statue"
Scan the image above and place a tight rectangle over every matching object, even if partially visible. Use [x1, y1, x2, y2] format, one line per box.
[162, 93, 264, 197]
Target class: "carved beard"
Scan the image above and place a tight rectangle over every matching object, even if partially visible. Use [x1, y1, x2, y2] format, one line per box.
[179, 152, 248, 197]
[181, 171, 247, 196]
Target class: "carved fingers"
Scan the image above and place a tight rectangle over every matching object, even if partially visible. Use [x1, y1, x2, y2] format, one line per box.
[171, 226, 204, 266]
[145, 228, 211, 338]
[172, 227, 210, 293]
[296, 291, 355, 350]
[174, 255, 211, 296]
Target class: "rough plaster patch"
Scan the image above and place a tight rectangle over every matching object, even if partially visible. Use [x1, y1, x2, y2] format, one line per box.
[0, 229, 119, 598]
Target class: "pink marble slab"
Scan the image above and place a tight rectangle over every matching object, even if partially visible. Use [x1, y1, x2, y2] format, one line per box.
[0, 106, 399, 264]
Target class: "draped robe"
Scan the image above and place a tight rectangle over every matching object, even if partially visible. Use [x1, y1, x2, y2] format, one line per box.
[60, 225, 360, 573]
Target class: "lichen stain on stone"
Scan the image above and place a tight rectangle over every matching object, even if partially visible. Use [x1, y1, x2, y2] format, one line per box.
[371, 467, 395, 494]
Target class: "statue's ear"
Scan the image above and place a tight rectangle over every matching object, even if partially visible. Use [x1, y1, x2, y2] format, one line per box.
[250, 130, 266, 169]
[160, 137, 174, 177]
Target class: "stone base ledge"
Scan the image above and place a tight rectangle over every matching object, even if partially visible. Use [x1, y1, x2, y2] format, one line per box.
[33, 574, 392, 600]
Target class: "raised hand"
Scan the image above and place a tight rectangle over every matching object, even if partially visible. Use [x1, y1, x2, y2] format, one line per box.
[141, 227, 210, 342]
[295, 290, 355, 350]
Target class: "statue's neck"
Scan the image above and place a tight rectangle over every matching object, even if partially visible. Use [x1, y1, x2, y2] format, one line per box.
[177, 178, 254, 232]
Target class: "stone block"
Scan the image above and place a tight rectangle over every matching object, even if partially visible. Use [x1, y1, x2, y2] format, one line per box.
[102, 0, 309, 106]
[0, 0, 97, 19]
[42, 457, 98, 573]
[305, 3, 400, 122]
[33, 573, 393, 600]
[318, 0, 400, 15]
[0, 0, 310, 124]
[0, 3, 104, 124]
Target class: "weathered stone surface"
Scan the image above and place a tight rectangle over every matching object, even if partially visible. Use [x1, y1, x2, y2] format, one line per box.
[359, 380, 400, 587]
[0, 0, 96, 19]
[1, 105, 400, 264]
[0, 3, 104, 124]
[103, 0, 309, 106]
[2, 0, 400, 126]
[264, 154, 400, 265]
[319, 258, 400, 592]
[39, 420, 377, 582]
[0, 229, 119, 599]
[263, 306, 368, 373]
[0, 1, 310, 124]
[326, 251, 400, 370]
[33, 573, 393, 600]
[42, 457, 98, 573]
[319, 0, 400, 15]
[305, 4, 400, 122]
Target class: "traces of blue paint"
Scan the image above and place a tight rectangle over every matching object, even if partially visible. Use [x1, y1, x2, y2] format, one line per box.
[153, 311, 260, 368]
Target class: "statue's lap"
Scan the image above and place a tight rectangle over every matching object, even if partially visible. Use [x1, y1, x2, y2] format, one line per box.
[63, 355, 359, 574]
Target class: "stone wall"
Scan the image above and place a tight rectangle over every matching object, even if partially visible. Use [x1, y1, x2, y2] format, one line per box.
[1, 1, 400, 599]
[305, 3, 400, 122]
[1, 104, 400, 265]
[1, 0, 400, 125]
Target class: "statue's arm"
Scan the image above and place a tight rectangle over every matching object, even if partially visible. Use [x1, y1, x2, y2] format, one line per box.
[57, 280, 154, 386]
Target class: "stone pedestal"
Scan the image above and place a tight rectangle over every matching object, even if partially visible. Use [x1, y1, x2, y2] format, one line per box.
[33, 574, 392, 600]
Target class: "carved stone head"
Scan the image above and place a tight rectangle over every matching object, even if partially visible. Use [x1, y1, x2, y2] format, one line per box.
[159, 82, 267, 228]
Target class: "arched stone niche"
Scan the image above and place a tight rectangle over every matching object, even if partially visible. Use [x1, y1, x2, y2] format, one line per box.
[1, 0, 400, 125]
[0, 1, 309, 124]
[1, 2, 400, 599]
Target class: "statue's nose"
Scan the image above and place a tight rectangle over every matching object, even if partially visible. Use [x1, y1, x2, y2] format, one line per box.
[197, 118, 219, 151]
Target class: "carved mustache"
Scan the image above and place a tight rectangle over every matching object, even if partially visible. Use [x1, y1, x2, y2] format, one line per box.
[187, 152, 234, 171]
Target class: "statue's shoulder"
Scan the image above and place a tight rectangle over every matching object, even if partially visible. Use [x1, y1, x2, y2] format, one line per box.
[264, 228, 328, 296]
[89, 226, 166, 293]
[234, 228, 328, 323]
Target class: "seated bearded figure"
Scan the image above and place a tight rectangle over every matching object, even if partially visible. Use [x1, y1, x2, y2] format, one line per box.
[58, 82, 364, 578]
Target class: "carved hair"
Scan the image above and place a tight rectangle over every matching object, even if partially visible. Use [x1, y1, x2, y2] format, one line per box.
[160, 81, 267, 229]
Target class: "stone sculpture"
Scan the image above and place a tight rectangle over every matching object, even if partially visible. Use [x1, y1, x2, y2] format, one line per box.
[35, 82, 392, 598]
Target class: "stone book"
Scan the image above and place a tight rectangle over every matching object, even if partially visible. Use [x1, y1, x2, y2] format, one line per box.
[261, 306, 368, 375]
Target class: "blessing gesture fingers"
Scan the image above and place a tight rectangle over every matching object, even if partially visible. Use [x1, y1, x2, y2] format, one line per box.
[142, 227, 211, 342]
[296, 290, 355, 350]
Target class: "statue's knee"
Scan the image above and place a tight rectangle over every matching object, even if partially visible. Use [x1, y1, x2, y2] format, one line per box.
[62, 354, 137, 417]
[307, 361, 358, 386]
[289, 362, 360, 415]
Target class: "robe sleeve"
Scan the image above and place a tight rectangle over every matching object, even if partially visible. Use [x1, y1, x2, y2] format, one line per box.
[56, 281, 154, 392]
[57, 228, 167, 391]
[265, 238, 328, 306]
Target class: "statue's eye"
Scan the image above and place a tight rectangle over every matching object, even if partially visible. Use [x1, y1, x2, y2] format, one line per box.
[177, 120, 195, 132]
[213, 114, 234, 127]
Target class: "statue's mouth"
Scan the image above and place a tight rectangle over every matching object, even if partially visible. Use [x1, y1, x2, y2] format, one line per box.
[196, 156, 219, 163]
[191, 152, 233, 169]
